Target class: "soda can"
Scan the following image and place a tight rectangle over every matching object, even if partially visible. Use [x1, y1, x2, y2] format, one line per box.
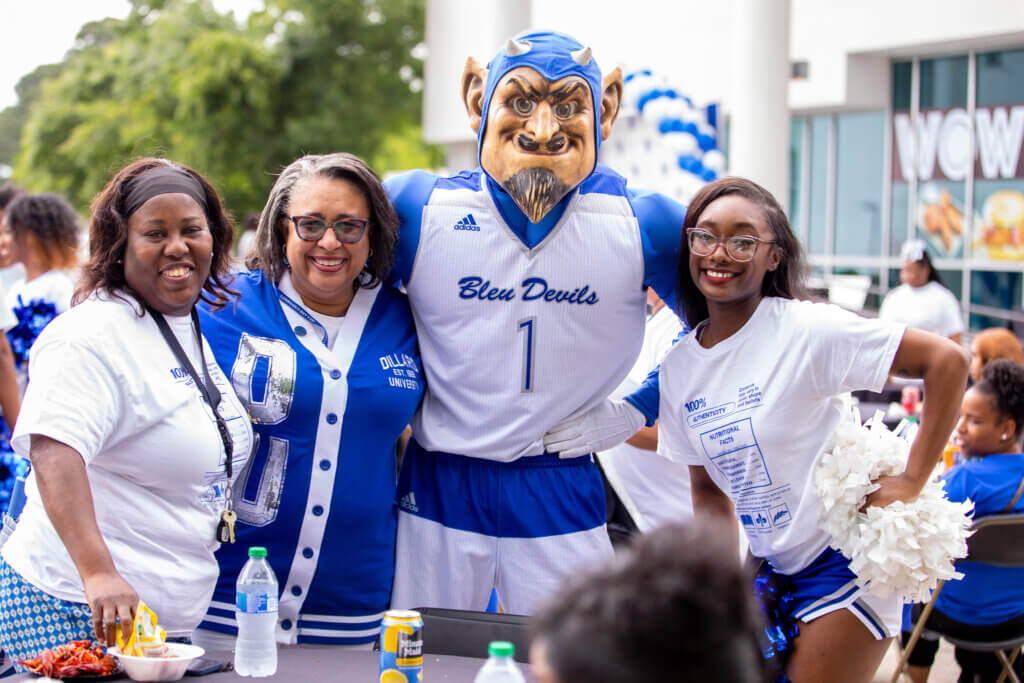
[379, 609, 423, 683]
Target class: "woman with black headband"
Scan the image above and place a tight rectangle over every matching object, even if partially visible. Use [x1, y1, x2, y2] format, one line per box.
[0, 158, 253, 670]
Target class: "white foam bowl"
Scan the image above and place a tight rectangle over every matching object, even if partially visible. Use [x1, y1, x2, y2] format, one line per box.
[108, 643, 205, 682]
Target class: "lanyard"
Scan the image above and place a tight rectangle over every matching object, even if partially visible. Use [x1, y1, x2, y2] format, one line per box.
[278, 290, 329, 346]
[146, 305, 237, 542]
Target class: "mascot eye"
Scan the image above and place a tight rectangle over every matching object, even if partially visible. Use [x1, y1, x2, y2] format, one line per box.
[512, 97, 536, 115]
[554, 101, 577, 118]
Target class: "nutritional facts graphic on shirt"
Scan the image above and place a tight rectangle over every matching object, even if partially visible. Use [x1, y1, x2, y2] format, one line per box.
[700, 417, 772, 494]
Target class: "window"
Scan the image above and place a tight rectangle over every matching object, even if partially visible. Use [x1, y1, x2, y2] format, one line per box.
[807, 115, 830, 255]
[787, 50, 1024, 333]
[834, 112, 885, 256]
[789, 118, 804, 234]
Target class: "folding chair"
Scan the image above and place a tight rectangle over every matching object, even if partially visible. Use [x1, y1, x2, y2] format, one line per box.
[411, 607, 531, 662]
[891, 513, 1024, 683]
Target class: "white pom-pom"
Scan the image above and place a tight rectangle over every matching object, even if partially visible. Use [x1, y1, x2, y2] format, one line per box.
[815, 400, 973, 603]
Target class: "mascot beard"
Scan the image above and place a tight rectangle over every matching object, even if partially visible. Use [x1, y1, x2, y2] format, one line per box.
[501, 168, 571, 224]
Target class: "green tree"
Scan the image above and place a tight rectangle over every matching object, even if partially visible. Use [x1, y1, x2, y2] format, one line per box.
[11, 0, 436, 219]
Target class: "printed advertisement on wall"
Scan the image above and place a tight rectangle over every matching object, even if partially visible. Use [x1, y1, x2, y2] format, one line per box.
[892, 104, 1024, 262]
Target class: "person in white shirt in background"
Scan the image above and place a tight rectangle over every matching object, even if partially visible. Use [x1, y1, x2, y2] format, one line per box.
[879, 240, 964, 345]
[2, 193, 80, 396]
[597, 288, 692, 532]
[0, 185, 26, 433]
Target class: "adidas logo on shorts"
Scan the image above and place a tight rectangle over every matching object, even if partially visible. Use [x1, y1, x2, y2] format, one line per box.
[453, 213, 480, 231]
[399, 491, 419, 513]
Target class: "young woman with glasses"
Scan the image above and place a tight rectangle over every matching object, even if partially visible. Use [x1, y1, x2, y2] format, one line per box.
[192, 153, 423, 650]
[656, 177, 968, 683]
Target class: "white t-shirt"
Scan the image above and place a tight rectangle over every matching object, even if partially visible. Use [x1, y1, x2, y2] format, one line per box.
[0, 264, 26, 330]
[1, 294, 253, 636]
[658, 297, 904, 574]
[598, 305, 692, 531]
[878, 281, 963, 339]
[5, 268, 76, 317]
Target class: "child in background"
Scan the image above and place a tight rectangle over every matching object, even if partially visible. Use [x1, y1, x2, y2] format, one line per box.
[902, 359, 1024, 683]
[2, 193, 80, 394]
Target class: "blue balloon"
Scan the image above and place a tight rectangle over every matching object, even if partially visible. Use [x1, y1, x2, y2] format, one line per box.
[697, 133, 716, 152]
[701, 168, 718, 182]
[677, 155, 704, 175]
[683, 121, 700, 137]
[658, 117, 682, 134]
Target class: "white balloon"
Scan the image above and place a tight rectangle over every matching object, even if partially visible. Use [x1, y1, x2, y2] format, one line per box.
[662, 131, 699, 157]
[640, 96, 673, 122]
[702, 149, 726, 174]
[681, 108, 703, 125]
[696, 121, 716, 138]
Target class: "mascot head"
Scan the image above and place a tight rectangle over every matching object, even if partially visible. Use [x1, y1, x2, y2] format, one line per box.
[462, 30, 623, 223]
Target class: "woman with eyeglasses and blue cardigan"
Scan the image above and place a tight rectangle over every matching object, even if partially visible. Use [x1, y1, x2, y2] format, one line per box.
[193, 153, 423, 650]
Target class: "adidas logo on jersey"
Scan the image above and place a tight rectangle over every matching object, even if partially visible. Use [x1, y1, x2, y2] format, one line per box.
[453, 213, 480, 231]
[399, 491, 419, 513]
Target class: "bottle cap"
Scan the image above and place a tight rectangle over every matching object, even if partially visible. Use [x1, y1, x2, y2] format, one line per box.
[488, 641, 514, 657]
[248, 546, 268, 558]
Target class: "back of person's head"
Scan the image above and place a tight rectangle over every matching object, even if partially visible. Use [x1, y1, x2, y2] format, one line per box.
[530, 521, 767, 683]
[0, 182, 25, 212]
[971, 328, 1024, 382]
[5, 192, 80, 271]
[975, 359, 1024, 442]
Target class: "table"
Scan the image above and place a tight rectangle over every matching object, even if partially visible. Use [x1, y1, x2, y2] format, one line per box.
[12, 647, 535, 682]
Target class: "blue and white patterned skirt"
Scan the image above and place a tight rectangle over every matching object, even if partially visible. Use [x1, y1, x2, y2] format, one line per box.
[0, 558, 94, 676]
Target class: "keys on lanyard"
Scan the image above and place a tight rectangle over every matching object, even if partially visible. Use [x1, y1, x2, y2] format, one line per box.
[217, 509, 237, 544]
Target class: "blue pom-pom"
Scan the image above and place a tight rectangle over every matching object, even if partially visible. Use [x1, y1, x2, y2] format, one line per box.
[754, 562, 800, 683]
[8, 296, 59, 368]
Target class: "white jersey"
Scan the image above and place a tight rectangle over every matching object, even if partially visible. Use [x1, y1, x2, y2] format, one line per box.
[598, 305, 692, 531]
[406, 174, 646, 461]
[658, 297, 904, 574]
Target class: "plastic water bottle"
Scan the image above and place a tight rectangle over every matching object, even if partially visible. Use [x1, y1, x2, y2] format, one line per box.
[234, 547, 278, 677]
[473, 641, 526, 683]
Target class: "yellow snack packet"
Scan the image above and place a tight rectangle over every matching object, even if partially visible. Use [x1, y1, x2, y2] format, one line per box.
[116, 600, 167, 657]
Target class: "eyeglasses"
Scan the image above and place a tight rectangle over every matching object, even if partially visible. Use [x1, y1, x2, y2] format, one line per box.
[686, 227, 775, 262]
[290, 215, 369, 244]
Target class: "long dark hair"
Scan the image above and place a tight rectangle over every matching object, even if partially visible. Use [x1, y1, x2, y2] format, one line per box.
[675, 177, 808, 328]
[5, 192, 81, 271]
[246, 152, 398, 289]
[76, 158, 236, 311]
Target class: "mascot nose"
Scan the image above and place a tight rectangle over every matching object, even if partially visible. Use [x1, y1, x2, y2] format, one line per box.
[525, 103, 558, 143]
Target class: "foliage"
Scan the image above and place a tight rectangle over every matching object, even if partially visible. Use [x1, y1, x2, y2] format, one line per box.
[9, 0, 435, 220]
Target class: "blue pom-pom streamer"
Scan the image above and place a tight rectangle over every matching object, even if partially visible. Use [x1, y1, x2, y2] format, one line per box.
[7, 296, 58, 368]
[754, 562, 799, 683]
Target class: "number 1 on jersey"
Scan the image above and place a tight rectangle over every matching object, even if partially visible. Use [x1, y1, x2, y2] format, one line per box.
[518, 317, 536, 393]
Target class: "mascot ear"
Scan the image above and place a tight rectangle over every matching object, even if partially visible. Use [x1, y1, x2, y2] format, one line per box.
[462, 56, 488, 134]
[600, 67, 623, 141]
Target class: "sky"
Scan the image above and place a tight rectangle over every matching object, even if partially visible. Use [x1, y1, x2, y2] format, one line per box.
[0, 0, 262, 110]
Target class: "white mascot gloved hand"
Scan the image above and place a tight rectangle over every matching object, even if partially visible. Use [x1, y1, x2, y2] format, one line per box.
[543, 399, 646, 459]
